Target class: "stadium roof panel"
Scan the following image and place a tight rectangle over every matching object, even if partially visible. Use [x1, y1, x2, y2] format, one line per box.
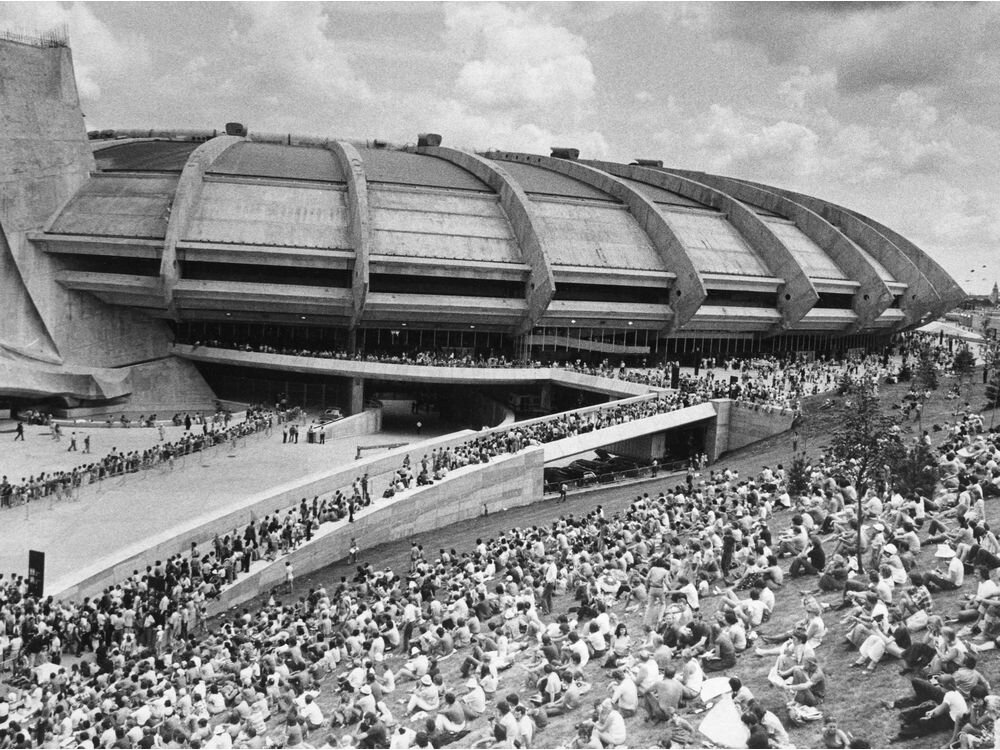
[94, 140, 200, 173]
[208, 142, 345, 183]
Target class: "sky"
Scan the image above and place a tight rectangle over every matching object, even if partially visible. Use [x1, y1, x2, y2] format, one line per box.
[1, 1, 997, 295]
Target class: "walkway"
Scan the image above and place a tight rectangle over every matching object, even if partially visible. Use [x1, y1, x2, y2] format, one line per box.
[171, 344, 661, 398]
[0, 413, 448, 589]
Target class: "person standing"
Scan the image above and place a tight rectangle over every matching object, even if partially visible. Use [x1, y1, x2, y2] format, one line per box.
[349, 537, 360, 564]
[83, 434, 91, 454]
[14, 421, 24, 441]
[284, 562, 294, 595]
[67, 432, 78, 452]
[559, 483, 567, 504]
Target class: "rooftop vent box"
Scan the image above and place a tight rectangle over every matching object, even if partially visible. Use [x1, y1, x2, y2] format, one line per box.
[417, 133, 442, 148]
[225, 122, 247, 137]
[633, 159, 663, 168]
[550, 147, 580, 160]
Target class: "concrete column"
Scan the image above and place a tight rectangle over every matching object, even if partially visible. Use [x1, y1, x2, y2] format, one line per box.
[539, 382, 552, 412]
[706, 399, 732, 463]
[349, 377, 365, 415]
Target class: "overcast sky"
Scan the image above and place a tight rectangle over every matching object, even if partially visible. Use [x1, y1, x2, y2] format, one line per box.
[2, 1, 996, 294]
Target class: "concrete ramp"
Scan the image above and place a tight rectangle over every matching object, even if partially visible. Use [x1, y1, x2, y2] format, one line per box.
[172, 344, 659, 398]
[543, 401, 718, 462]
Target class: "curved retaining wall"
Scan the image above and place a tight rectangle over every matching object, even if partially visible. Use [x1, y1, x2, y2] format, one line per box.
[49, 407, 392, 600]
[205, 447, 544, 616]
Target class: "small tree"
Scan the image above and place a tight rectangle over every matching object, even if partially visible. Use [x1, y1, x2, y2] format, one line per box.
[828, 374, 906, 573]
[917, 346, 939, 392]
[888, 441, 940, 500]
[786, 452, 811, 500]
[953, 347, 975, 398]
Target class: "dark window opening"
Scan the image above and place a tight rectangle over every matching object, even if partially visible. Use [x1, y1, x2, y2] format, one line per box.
[369, 274, 522, 298]
[552, 283, 669, 305]
[61, 255, 161, 276]
[183, 262, 351, 288]
[813, 292, 856, 309]
[703, 289, 776, 308]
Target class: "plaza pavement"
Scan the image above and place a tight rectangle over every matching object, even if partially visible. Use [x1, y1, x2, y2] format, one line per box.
[0, 403, 449, 587]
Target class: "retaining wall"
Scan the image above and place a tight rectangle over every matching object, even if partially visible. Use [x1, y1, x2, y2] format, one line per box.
[205, 447, 544, 615]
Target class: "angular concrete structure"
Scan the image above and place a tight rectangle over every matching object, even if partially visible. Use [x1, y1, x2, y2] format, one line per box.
[1, 34, 964, 408]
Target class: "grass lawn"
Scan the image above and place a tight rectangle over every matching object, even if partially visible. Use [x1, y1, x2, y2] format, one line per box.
[227, 366, 1000, 748]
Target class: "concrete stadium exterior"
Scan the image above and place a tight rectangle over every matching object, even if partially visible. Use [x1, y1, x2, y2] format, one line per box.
[0, 36, 965, 413]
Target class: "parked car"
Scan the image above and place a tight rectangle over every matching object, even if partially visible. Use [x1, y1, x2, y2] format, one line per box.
[322, 407, 344, 421]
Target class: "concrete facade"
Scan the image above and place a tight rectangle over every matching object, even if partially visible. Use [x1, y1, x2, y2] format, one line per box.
[0, 38, 204, 408]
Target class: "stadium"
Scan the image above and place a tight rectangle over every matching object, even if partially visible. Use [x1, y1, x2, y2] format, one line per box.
[0, 34, 963, 417]
[1, 31, 989, 750]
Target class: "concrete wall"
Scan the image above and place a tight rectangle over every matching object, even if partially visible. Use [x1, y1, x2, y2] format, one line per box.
[48, 423, 475, 599]
[206, 447, 544, 616]
[314, 406, 381, 441]
[718, 399, 796, 455]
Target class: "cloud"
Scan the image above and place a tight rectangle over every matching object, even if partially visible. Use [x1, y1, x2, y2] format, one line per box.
[445, 3, 595, 110]
[708, 3, 1000, 98]
[778, 67, 836, 109]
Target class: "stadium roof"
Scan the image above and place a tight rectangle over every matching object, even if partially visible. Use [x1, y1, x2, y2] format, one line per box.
[31, 132, 965, 336]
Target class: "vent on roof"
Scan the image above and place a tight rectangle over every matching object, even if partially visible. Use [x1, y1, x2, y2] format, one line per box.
[632, 159, 663, 168]
[417, 133, 442, 148]
[550, 147, 580, 160]
[372, 139, 389, 149]
[225, 122, 247, 137]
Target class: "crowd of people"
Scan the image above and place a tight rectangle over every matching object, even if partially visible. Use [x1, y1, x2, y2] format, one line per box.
[0, 332, 989, 748]
[0, 408, 298, 511]
[180, 336, 908, 415]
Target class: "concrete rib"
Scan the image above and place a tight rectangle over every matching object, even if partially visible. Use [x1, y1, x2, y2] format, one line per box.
[670, 170, 893, 331]
[585, 160, 819, 331]
[488, 152, 705, 331]
[326, 141, 371, 327]
[162, 135, 243, 315]
[418, 145, 555, 334]
[734, 179, 943, 330]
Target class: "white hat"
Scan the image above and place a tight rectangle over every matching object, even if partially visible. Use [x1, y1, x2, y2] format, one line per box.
[359, 685, 371, 695]
[935, 544, 957, 559]
[883, 543, 898, 555]
[420, 674, 433, 686]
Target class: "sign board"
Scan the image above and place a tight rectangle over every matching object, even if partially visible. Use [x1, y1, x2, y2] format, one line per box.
[27, 550, 44, 598]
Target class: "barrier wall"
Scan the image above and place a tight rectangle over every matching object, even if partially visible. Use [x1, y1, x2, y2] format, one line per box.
[205, 447, 544, 615]
[50, 397, 793, 601]
[710, 399, 796, 457]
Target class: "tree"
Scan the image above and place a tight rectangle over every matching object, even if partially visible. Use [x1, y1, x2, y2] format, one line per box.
[887, 440, 940, 500]
[953, 347, 976, 399]
[827, 374, 906, 573]
[917, 346, 939, 392]
[786, 452, 811, 500]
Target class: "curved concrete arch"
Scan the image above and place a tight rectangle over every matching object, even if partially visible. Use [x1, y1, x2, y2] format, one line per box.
[162, 135, 243, 313]
[735, 179, 942, 329]
[840, 207, 966, 318]
[488, 152, 706, 331]
[417, 146, 555, 333]
[671, 170, 893, 330]
[326, 141, 372, 327]
[584, 160, 819, 331]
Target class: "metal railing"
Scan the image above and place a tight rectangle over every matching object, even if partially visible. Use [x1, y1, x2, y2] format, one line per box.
[543, 458, 689, 493]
